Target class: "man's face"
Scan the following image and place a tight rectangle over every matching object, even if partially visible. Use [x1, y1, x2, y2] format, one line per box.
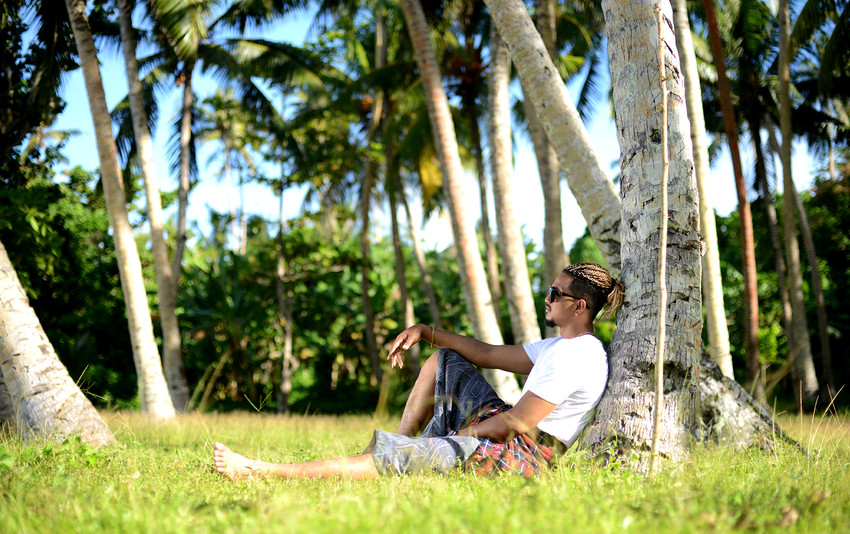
[544, 274, 579, 328]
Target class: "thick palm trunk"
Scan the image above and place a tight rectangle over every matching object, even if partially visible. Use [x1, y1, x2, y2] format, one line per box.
[399, 0, 520, 401]
[672, 0, 733, 378]
[0, 240, 115, 447]
[64, 0, 175, 419]
[779, 0, 819, 406]
[531, 0, 568, 337]
[583, 0, 702, 468]
[703, 0, 761, 395]
[117, 0, 189, 411]
[485, 0, 622, 276]
[400, 187, 442, 330]
[172, 61, 194, 288]
[488, 25, 541, 346]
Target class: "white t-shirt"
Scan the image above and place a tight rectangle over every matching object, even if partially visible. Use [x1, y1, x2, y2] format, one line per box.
[521, 335, 608, 447]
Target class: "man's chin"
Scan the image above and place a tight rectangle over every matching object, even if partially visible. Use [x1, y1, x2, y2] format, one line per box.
[544, 319, 555, 328]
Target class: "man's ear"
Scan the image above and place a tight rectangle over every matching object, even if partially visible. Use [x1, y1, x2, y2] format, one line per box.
[576, 298, 588, 314]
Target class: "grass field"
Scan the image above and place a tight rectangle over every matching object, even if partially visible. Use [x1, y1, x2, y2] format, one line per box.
[1, 410, 848, 533]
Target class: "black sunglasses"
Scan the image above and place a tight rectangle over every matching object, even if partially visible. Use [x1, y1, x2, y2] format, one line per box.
[548, 286, 582, 303]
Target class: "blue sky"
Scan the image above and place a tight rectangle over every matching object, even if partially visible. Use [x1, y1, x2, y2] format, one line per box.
[48, 4, 820, 253]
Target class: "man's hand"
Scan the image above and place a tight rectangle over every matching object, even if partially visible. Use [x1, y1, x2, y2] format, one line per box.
[387, 324, 428, 369]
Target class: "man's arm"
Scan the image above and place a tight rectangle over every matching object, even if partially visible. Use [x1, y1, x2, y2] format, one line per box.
[388, 324, 533, 374]
[455, 391, 557, 441]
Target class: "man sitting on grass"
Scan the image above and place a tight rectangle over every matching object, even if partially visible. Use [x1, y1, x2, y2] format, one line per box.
[214, 262, 624, 480]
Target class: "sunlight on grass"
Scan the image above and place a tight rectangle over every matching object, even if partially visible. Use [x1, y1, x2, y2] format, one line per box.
[1, 410, 848, 533]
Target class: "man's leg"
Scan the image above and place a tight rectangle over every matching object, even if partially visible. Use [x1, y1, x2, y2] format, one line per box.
[399, 349, 505, 439]
[213, 442, 379, 481]
[396, 352, 438, 436]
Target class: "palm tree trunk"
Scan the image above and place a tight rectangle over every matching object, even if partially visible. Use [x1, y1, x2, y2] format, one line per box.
[400, 186, 442, 330]
[790, 186, 834, 397]
[0, 240, 115, 447]
[530, 0, 569, 339]
[488, 25, 541, 346]
[672, 0, 733, 378]
[485, 0, 622, 276]
[583, 0, 702, 468]
[64, 0, 175, 419]
[779, 0, 819, 406]
[399, 0, 520, 401]
[117, 0, 189, 411]
[172, 60, 194, 288]
[520, 84, 565, 340]
[702, 0, 762, 396]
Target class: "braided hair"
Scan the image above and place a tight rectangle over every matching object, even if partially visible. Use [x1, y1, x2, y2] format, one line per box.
[562, 262, 625, 319]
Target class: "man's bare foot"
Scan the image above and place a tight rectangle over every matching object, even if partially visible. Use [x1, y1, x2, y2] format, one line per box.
[213, 442, 261, 480]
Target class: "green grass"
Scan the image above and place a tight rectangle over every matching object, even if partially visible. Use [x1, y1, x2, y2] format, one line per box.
[1, 411, 848, 533]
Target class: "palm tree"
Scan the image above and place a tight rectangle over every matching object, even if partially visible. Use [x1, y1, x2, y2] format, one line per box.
[399, 0, 521, 401]
[485, 0, 622, 276]
[524, 0, 567, 323]
[779, 0, 819, 405]
[196, 89, 261, 254]
[64, 0, 175, 419]
[583, 0, 703, 468]
[116, 0, 189, 411]
[487, 24, 540, 346]
[701, 0, 763, 400]
[671, 0, 733, 377]
[0, 239, 115, 447]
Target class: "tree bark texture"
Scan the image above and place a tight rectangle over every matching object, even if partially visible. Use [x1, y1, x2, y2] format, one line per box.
[399, 0, 520, 401]
[702, 0, 762, 396]
[779, 0, 819, 405]
[488, 25, 542, 346]
[486, 0, 622, 277]
[64, 0, 175, 419]
[0, 240, 115, 447]
[671, 0, 733, 378]
[117, 0, 189, 411]
[583, 0, 702, 468]
[699, 352, 798, 451]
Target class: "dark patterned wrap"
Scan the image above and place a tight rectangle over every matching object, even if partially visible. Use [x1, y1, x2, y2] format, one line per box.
[367, 349, 554, 477]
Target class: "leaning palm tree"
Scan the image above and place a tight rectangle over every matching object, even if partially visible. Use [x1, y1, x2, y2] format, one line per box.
[485, 0, 622, 276]
[487, 24, 541, 346]
[1, 240, 115, 447]
[116, 0, 189, 411]
[62, 0, 175, 419]
[398, 0, 521, 401]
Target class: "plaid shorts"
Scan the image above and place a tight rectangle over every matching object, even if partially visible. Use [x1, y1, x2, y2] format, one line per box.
[368, 349, 554, 477]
